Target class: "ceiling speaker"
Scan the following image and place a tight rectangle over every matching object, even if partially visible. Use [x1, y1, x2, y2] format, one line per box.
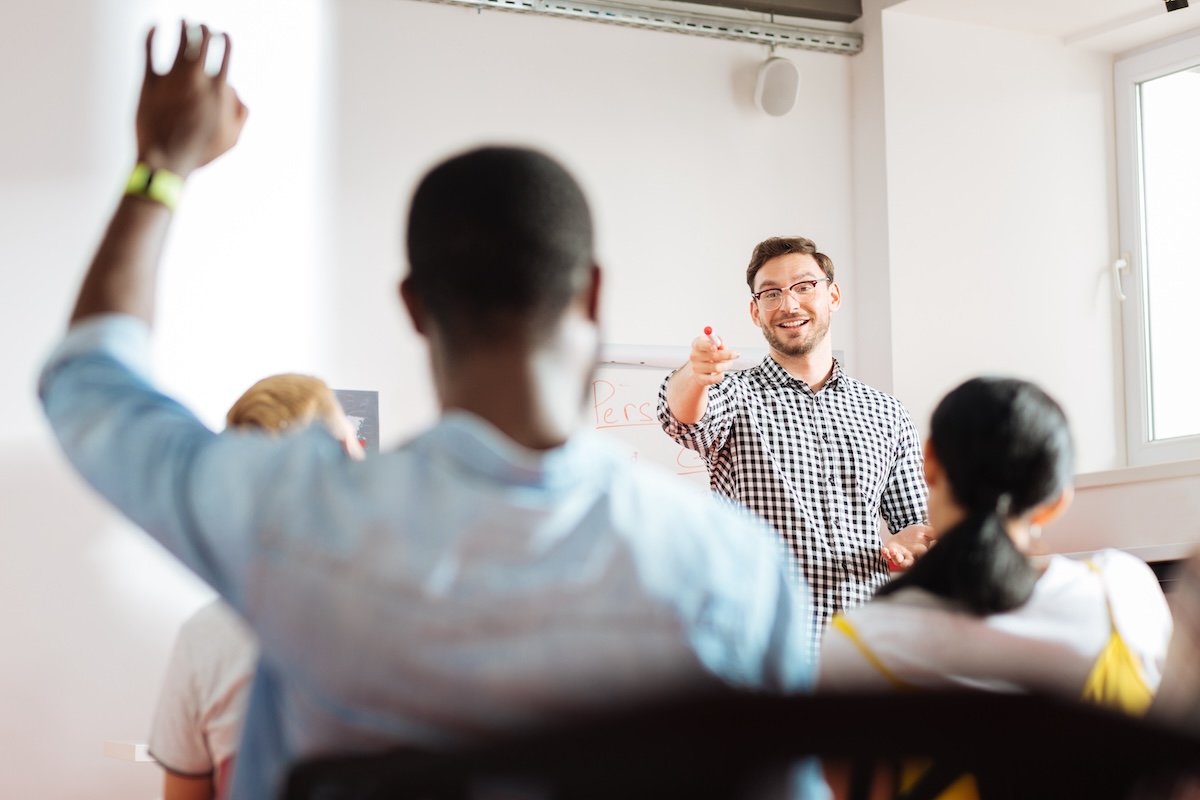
[755, 56, 800, 117]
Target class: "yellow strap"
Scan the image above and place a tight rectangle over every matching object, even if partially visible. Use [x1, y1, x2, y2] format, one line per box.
[830, 616, 975, 799]
[1080, 560, 1154, 715]
[899, 759, 980, 800]
[830, 614, 914, 692]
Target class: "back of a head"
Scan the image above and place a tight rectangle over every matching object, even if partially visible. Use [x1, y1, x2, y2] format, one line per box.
[405, 147, 594, 349]
[878, 377, 1075, 615]
[931, 377, 1074, 519]
[226, 373, 341, 433]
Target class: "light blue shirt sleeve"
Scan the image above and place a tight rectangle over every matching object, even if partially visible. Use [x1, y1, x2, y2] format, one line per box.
[611, 469, 815, 693]
[697, 508, 816, 693]
[38, 314, 345, 613]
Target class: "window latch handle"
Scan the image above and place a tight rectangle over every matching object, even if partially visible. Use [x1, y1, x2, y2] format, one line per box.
[1113, 253, 1130, 302]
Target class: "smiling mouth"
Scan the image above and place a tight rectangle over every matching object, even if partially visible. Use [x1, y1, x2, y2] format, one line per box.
[778, 319, 809, 330]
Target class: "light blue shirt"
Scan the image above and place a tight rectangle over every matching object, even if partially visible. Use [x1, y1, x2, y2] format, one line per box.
[40, 315, 821, 799]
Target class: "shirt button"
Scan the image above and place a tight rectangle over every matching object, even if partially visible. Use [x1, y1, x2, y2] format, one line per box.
[822, 433, 829, 442]
[828, 475, 836, 485]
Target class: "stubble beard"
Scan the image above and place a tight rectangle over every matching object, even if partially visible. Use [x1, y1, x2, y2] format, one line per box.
[762, 313, 830, 358]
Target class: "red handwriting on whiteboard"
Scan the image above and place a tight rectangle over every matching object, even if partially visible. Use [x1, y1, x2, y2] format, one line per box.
[592, 379, 656, 429]
[676, 447, 707, 476]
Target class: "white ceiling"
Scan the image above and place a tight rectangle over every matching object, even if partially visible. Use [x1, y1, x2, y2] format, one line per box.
[892, 0, 1200, 54]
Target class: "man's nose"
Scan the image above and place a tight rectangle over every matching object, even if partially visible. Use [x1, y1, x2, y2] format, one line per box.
[780, 288, 803, 311]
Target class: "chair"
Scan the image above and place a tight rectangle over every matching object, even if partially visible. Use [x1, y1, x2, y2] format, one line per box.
[280, 689, 1200, 800]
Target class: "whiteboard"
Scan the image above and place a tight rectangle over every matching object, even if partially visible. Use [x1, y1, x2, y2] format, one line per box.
[588, 343, 767, 487]
[587, 362, 710, 487]
[587, 343, 845, 488]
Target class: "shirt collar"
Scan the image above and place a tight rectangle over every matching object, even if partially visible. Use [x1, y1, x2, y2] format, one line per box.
[757, 354, 847, 394]
[428, 411, 594, 491]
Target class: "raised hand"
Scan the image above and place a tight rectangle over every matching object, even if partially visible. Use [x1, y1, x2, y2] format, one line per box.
[136, 21, 248, 178]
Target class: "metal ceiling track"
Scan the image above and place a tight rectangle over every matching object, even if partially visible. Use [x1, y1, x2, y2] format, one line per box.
[415, 0, 863, 54]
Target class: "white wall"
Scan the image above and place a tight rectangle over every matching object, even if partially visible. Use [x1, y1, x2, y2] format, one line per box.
[878, 8, 1124, 473]
[1, 3, 335, 797]
[1050, 460, 1200, 559]
[327, 0, 858, 445]
[847, 0, 906, 394]
[0, 1, 855, 797]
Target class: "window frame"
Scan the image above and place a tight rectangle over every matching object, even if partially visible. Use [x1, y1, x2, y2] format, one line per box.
[1115, 29, 1200, 467]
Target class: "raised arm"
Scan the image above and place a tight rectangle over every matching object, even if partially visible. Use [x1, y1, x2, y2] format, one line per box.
[70, 21, 247, 327]
[41, 19, 261, 607]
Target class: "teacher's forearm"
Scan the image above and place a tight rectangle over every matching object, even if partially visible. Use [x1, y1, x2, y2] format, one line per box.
[70, 194, 174, 327]
[665, 365, 709, 424]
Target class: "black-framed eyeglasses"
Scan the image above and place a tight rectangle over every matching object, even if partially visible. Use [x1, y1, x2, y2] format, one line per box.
[751, 279, 831, 311]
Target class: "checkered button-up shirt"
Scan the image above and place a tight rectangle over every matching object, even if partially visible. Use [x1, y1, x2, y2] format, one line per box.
[658, 357, 928, 648]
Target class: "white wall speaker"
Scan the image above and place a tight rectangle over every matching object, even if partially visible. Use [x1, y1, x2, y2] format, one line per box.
[755, 56, 800, 117]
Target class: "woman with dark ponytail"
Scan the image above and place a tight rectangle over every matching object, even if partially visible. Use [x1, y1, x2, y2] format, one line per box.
[819, 377, 1171, 711]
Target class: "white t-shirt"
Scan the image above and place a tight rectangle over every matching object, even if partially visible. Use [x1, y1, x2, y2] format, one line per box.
[817, 550, 1172, 698]
[150, 600, 258, 785]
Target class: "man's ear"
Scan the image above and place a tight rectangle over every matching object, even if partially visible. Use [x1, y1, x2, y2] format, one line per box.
[828, 280, 842, 313]
[582, 264, 601, 323]
[749, 296, 762, 328]
[922, 439, 941, 488]
[399, 277, 427, 336]
[1030, 486, 1074, 528]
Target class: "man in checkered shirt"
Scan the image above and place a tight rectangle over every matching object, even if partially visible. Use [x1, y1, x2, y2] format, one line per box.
[658, 236, 932, 648]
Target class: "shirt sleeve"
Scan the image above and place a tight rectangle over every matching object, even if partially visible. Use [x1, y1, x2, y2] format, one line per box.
[149, 623, 214, 777]
[656, 371, 737, 459]
[38, 314, 350, 613]
[688, 501, 815, 693]
[757, 557, 817, 692]
[878, 400, 929, 535]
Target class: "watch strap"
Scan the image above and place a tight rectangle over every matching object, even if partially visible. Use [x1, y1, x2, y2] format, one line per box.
[124, 163, 184, 211]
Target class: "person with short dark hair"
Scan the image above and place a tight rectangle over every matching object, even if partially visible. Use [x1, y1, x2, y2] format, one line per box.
[39, 22, 821, 800]
[659, 236, 932, 650]
[818, 377, 1170, 707]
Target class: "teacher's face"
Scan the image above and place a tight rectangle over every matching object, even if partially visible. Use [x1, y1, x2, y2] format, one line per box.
[749, 252, 840, 358]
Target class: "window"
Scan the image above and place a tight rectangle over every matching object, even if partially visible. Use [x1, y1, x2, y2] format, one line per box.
[1115, 31, 1200, 466]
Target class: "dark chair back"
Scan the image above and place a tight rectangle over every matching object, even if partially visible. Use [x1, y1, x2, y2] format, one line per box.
[281, 690, 1200, 800]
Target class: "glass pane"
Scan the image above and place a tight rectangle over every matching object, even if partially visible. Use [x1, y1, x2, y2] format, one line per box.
[1140, 66, 1200, 441]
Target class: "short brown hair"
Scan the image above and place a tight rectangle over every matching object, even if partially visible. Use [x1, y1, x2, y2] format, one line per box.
[406, 147, 594, 351]
[745, 237, 834, 290]
[226, 373, 342, 433]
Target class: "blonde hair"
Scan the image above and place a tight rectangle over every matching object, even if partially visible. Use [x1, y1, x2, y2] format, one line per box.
[226, 373, 342, 433]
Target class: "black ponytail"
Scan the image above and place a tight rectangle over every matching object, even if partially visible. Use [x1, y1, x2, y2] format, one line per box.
[877, 501, 1038, 614]
[876, 378, 1073, 616]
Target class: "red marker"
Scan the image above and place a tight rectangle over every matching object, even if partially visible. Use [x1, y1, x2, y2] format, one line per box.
[703, 326, 724, 349]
